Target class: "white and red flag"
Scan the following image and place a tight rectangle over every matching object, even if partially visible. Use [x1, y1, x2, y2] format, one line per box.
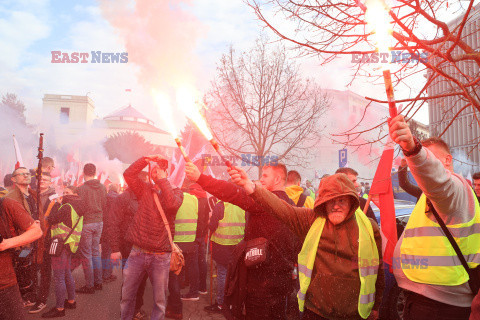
[12, 135, 24, 169]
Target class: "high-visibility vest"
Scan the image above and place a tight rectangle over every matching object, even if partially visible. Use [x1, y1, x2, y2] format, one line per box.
[400, 192, 480, 286]
[297, 209, 379, 319]
[173, 193, 199, 243]
[50, 204, 83, 254]
[211, 202, 245, 246]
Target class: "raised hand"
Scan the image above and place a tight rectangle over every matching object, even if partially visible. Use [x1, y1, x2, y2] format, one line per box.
[388, 115, 415, 152]
[185, 162, 201, 182]
[227, 166, 255, 195]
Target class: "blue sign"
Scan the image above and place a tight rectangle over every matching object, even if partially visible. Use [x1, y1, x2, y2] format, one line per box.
[339, 149, 348, 168]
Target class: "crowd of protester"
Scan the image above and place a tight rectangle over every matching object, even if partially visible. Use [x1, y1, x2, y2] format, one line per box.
[1, 114, 480, 320]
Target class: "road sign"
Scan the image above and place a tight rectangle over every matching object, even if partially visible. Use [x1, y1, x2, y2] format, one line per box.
[339, 149, 348, 168]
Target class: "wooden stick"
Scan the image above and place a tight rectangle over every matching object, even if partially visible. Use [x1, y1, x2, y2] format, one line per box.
[209, 237, 214, 305]
[363, 194, 372, 214]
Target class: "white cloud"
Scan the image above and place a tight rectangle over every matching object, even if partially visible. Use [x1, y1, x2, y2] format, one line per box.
[0, 10, 50, 68]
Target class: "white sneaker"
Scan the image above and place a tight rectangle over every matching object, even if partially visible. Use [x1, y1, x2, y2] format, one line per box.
[29, 302, 47, 314]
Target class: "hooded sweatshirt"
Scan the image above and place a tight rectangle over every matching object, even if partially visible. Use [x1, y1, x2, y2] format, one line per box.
[250, 173, 384, 320]
[77, 179, 107, 224]
[285, 185, 315, 208]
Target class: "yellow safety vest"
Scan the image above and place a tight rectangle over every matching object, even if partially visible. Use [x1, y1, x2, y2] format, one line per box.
[211, 202, 245, 246]
[173, 193, 199, 243]
[297, 209, 379, 319]
[400, 192, 480, 286]
[50, 204, 84, 254]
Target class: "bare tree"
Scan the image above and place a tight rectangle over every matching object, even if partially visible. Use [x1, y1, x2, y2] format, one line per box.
[248, 0, 480, 154]
[205, 37, 330, 174]
[1, 93, 27, 124]
[103, 131, 167, 163]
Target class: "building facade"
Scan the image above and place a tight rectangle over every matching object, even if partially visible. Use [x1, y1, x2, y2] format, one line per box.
[427, 5, 480, 173]
[41, 93, 176, 153]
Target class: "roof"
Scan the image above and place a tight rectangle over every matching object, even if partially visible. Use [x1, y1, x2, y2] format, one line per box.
[102, 119, 169, 134]
[104, 105, 151, 122]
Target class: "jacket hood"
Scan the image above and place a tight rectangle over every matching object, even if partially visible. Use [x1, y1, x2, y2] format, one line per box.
[285, 185, 304, 196]
[313, 173, 359, 220]
[285, 185, 305, 203]
[84, 179, 102, 189]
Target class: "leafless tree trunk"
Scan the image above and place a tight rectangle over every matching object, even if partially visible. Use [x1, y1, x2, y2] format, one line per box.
[205, 37, 330, 176]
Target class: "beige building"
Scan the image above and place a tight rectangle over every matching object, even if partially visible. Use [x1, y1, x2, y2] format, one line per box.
[42, 94, 96, 134]
[41, 93, 176, 153]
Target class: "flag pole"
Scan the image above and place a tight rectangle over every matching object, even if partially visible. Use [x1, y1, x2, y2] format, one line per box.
[363, 195, 372, 214]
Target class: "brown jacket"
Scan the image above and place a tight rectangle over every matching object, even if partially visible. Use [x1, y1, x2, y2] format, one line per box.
[6, 185, 45, 262]
[250, 173, 384, 320]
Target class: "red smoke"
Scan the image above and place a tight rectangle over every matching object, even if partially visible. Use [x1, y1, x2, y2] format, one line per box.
[99, 0, 206, 90]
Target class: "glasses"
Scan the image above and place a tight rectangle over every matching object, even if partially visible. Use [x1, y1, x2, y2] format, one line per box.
[13, 172, 31, 177]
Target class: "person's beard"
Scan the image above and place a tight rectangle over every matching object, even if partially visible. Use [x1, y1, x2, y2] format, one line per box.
[328, 211, 347, 225]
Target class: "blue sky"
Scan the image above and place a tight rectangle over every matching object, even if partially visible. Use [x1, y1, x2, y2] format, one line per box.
[0, 0, 430, 130]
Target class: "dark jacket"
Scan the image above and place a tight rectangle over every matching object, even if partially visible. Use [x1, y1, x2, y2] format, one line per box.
[123, 157, 183, 253]
[77, 179, 107, 224]
[47, 195, 86, 228]
[398, 165, 421, 200]
[47, 195, 86, 254]
[250, 173, 384, 319]
[5, 186, 44, 261]
[101, 190, 119, 243]
[196, 174, 298, 288]
[109, 188, 138, 252]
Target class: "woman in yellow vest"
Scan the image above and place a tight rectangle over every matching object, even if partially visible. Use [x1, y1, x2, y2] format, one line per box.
[228, 169, 384, 320]
[43, 186, 85, 318]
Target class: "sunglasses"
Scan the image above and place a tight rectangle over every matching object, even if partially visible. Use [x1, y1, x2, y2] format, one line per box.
[13, 172, 31, 177]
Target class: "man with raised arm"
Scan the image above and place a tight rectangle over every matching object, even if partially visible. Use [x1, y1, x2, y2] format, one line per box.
[388, 115, 479, 320]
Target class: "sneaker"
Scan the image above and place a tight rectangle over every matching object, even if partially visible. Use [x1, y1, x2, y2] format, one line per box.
[94, 283, 103, 290]
[199, 290, 208, 295]
[41, 307, 65, 318]
[23, 299, 35, 308]
[75, 286, 95, 294]
[64, 300, 76, 309]
[133, 309, 147, 320]
[165, 310, 183, 319]
[180, 293, 199, 301]
[103, 275, 117, 283]
[29, 302, 47, 314]
[204, 303, 223, 313]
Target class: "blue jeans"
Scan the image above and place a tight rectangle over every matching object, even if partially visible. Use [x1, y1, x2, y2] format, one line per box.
[78, 222, 103, 287]
[101, 242, 113, 279]
[120, 247, 171, 320]
[51, 250, 75, 309]
[216, 263, 228, 305]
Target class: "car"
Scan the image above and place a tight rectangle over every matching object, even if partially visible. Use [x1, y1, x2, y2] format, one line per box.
[371, 198, 416, 320]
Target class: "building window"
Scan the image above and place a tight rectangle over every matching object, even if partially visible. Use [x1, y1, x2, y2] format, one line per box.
[60, 107, 70, 124]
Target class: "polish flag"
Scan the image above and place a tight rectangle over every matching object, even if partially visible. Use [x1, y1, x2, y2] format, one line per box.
[13, 135, 24, 169]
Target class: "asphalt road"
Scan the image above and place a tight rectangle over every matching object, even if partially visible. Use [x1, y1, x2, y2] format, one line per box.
[26, 264, 226, 320]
